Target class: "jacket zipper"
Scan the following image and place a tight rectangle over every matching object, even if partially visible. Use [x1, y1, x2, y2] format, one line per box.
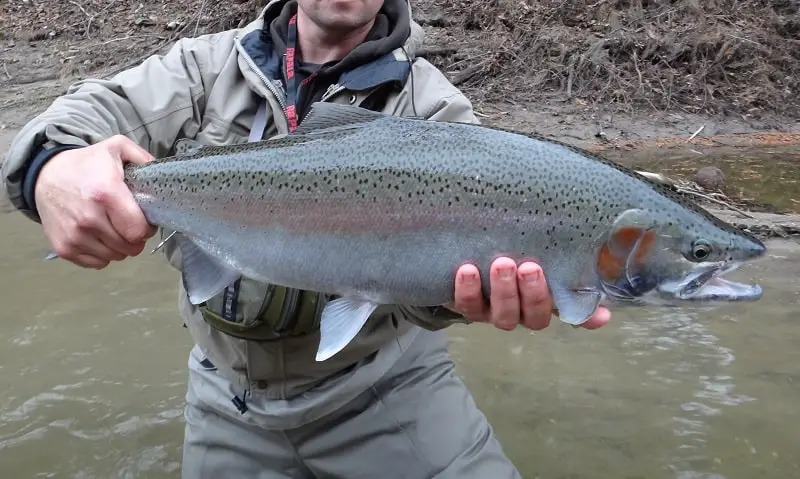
[234, 36, 288, 112]
[321, 83, 345, 102]
[235, 36, 352, 125]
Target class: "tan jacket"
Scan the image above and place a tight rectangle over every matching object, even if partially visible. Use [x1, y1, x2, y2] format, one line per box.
[2, 0, 479, 428]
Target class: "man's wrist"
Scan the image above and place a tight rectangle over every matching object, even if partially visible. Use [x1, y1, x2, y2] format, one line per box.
[22, 145, 83, 216]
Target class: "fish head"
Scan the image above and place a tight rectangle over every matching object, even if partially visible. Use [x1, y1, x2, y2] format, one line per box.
[595, 208, 767, 307]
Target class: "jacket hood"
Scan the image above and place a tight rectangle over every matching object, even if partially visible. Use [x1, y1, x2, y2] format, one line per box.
[240, 0, 425, 60]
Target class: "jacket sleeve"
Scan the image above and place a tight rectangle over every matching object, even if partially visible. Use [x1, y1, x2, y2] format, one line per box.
[390, 58, 481, 331]
[1, 32, 236, 222]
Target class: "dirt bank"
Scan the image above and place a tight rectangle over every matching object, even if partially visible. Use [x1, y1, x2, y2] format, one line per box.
[1, 0, 799, 139]
[1, 0, 799, 238]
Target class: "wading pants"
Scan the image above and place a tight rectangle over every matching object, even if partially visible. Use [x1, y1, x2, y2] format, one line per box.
[180, 329, 521, 478]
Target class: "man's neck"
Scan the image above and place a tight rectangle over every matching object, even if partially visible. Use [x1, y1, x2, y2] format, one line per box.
[295, 13, 375, 64]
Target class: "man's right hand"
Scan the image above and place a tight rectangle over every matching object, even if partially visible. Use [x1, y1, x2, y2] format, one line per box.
[34, 135, 157, 269]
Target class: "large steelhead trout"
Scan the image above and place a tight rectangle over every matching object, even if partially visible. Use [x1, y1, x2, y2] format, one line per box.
[122, 102, 765, 361]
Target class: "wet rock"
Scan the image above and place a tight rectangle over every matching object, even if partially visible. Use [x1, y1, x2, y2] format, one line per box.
[695, 166, 725, 190]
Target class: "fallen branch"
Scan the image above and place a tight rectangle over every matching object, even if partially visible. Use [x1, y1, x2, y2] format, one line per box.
[450, 64, 483, 86]
[677, 188, 755, 218]
[705, 208, 800, 238]
[68, 0, 96, 38]
[418, 47, 458, 58]
[635, 169, 755, 219]
[635, 170, 677, 186]
[686, 123, 706, 142]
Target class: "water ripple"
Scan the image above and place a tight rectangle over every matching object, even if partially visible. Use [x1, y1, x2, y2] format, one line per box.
[619, 309, 751, 478]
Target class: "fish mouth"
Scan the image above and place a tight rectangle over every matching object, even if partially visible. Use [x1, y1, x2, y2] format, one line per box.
[657, 261, 763, 302]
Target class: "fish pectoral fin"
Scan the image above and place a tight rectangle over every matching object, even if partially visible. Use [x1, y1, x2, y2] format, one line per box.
[550, 284, 602, 326]
[176, 234, 241, 305]
[316, 297, 380, 362]
[294, 102, 391, 136]
[174, 138, 204, 156]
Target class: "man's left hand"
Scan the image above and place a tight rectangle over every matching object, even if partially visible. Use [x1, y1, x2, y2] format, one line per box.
[446, 257, 611, 331]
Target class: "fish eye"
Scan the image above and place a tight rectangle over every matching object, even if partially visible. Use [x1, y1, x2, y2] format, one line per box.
[690, 240, 713, 261]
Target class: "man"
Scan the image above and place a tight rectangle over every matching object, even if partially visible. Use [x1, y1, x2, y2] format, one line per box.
[2, 0, 611, 477]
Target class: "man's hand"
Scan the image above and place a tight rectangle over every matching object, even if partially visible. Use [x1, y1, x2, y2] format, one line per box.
[447, 257, 611, 331]
[34, 135, 157, 269]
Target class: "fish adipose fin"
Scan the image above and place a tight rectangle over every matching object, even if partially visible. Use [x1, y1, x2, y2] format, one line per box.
[294, 102, 392, 135]
[316, 297, 379, 362]
[175, 234, 241, 305]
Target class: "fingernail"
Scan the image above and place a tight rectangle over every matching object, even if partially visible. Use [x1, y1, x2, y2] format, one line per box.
[521, 268, 540, 283]
[460, 271, 477, 284]
[499, 267, 514, 280]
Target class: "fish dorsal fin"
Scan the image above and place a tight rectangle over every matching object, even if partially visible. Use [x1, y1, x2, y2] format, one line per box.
[293, 102, 392, 135]
[174, 138, 204, 156]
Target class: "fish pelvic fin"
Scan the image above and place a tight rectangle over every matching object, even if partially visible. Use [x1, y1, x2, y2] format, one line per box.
[316, 297, 379, 362]
[293, 102, 392, 136]
[176, 234, 240, 305]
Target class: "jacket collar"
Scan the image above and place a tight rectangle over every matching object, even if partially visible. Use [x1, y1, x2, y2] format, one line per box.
[234, 0, 424, 95]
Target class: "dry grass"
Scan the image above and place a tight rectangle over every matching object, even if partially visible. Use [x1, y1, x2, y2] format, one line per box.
[1, 0, 798, 119]
[425, 0, 800, 117]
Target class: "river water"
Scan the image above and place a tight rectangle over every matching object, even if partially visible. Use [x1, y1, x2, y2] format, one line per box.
[617, 144, 800, 214]
[1, 134, 798, 478]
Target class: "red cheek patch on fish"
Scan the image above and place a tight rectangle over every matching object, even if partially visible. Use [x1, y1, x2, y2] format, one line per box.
[597, 227, 656, 283]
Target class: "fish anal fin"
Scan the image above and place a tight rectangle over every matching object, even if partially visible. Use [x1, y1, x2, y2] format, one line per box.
[176, 234, 240, 305]
[316, 297, 380, 362]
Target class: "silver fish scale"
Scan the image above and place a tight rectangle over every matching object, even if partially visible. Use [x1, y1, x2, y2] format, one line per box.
[124, 113, 761, 306]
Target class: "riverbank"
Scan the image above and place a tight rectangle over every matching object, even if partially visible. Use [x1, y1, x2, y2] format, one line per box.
[1, 0, 799, 238]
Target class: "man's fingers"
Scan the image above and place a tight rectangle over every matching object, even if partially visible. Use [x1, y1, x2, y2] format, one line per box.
[74, 206, 148, 257]
[73, 253, 111, 270]
[99, 136, 156, 245]
[452, 263, 487, 320]
[99, 188, 154, 245]
[109, 134, 155, 166]
[517, 262, 552, 330]
[488, 257, 520, 331]
[71, 233, 126, 263]
[580, 306, 611, 330]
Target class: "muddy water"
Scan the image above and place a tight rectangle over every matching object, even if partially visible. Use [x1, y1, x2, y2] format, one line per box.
[1, 142, 799, 478]
[617, 145, 800, 214]
[448, 240, 800, 478]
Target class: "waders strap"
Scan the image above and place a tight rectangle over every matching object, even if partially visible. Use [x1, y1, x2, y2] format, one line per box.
[249, 102, 269, 142]
[291, 290, 324, 335]
[198, 286, 288, 341]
